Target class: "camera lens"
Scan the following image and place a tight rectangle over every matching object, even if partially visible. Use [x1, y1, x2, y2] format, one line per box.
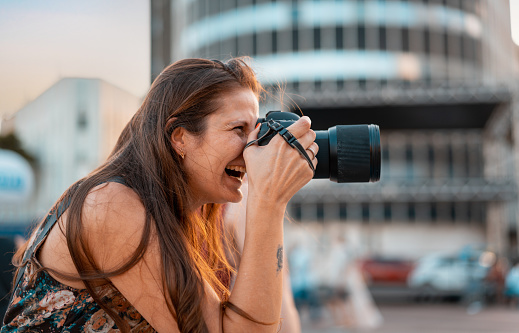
[314, 124, 381, 183]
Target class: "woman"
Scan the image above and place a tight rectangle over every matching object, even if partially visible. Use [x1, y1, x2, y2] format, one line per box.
[2, 58, 318, 332]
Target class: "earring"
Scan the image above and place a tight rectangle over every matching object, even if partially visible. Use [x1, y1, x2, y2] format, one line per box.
[179, 148, 185, 159]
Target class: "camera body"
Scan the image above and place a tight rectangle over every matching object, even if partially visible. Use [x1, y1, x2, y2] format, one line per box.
[256, 111, 381, 183]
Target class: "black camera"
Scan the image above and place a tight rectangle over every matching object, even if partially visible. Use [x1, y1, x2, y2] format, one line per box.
[256, 111, 381, 183]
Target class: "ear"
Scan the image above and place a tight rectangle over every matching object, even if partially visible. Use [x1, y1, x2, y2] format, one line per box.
[166, 117, 186, 156]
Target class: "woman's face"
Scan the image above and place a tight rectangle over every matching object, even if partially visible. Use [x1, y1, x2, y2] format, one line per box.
[181, 88, 259, 206]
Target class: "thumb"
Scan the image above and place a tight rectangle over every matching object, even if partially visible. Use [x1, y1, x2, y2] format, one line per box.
[247, 122, 261, 143]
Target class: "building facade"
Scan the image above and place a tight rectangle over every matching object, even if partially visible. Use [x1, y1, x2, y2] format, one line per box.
[152, 0, 519, 259]
[0, 78, 141, 226]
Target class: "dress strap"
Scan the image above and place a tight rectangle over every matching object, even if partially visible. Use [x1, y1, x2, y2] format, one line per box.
[8, 197, 67, 308]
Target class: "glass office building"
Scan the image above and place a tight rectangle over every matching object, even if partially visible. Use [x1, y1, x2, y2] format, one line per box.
[152, 0, 519, 258]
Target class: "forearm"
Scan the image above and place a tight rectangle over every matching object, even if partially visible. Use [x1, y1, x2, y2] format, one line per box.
[280, 259, 301, 333]
[224, 196, 286, 332]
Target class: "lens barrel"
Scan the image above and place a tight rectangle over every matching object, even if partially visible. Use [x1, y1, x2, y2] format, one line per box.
[314, 125, 380, 183]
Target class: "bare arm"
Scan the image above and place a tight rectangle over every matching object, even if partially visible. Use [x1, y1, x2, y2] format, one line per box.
[225, 180, 301, 333]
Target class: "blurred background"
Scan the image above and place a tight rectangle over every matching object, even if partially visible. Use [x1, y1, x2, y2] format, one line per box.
[2, 0, 519, 331]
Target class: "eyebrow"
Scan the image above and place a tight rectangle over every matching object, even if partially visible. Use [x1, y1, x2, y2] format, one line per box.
[225, 120, 249, 128]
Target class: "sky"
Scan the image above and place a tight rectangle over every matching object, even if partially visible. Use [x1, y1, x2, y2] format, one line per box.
[0, 0, 150, 118]
[0, 0, 517, 119]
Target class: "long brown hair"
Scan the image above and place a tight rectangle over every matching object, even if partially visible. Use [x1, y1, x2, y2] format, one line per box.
[13, 57, 264, 332]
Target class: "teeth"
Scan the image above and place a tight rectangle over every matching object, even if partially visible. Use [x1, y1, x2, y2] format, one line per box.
[226, 165, 246, 174]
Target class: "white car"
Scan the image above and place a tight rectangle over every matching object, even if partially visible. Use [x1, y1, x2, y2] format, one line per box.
[408, 253, 489, 297]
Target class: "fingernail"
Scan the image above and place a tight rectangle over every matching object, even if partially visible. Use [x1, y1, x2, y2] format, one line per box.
[255, 123, 261, 129]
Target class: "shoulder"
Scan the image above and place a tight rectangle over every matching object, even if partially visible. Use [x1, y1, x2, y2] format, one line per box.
[84, 181, 143, 214]
[81, 181, 153, 270]
[82, 181, 146, 235]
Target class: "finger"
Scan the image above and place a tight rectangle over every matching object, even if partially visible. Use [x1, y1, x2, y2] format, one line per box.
[306, 142, 319, 160]
[246, 123, 261, 143]
[295, 129, 316, 149]
[286, 116, 312, 139]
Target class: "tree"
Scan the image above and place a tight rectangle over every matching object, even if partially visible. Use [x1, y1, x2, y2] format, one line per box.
[0, 133, 35, 165]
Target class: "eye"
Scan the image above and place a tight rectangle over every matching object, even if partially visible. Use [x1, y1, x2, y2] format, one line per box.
[233, 126, 245, 132]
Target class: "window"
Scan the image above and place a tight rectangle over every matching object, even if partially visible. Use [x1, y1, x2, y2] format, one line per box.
[406, 144, 413, 179]
[358, 78, 366, 89]
[357, 25, 365, 49]
[252, 32, 257, 55]
[362, 203, 370, 222]
[450, 202, 456, 221]
[447, 145, 454, 178]
[430, 203, 437, 222]
[317, 202, 324, 222]
[340, 202, 347, 220]
[271, 30, 278, 53]
[379, 26, 386, 50]
[460, 34, 465, 60]
[402, 27, 409, 52]
[443, 31, 449, 59]
[314, 27, 321, 49]
[427, 144, 434, 177]
[408, 203, 416, 221]
[314, 79, 322, 91]
[292, 28, 299, 51]
[423, 29, 430, 56]
[337, 78, 344, 90]
[384, 203, 391, 221]
[336, 25, 343, 49]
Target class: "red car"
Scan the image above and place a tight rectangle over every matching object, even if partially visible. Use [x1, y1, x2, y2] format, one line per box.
[359, 257, 415, 285]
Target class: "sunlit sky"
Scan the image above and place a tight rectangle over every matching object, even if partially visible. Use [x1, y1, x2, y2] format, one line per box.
[0, 0, 150, 117]
[0, 0, 517, 118]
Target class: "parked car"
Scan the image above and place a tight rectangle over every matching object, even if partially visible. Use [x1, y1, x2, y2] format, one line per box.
[358, 257, 415, 285]
[408, 252, 491, 299]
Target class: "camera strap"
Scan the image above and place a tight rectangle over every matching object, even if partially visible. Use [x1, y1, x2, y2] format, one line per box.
[244, 120, 315, 172]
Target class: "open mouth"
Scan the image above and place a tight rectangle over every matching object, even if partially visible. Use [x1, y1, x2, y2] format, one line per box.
[225, 165, 246, 180]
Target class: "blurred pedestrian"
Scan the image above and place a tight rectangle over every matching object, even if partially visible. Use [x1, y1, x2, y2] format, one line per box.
[485, 256, 508, 304]
[1, 57, 318, 332]
[319, 234, 351, 327]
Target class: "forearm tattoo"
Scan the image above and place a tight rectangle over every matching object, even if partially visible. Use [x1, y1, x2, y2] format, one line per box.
[276, 245, 283, 275]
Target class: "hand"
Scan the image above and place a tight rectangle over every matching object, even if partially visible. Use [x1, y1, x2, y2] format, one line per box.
[243, 116, 318, 205]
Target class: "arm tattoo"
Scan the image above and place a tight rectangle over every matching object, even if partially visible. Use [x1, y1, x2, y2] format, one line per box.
[276, 245, 283, 275]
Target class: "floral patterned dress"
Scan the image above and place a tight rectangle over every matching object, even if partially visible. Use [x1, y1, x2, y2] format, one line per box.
[1, 259, 155, 333]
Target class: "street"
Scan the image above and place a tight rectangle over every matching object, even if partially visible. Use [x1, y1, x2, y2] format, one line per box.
[301, 303, 519, 333]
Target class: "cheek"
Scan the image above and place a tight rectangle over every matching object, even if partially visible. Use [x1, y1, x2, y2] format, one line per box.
[214, 133, 247, 156]
[230, 133, 248, 148]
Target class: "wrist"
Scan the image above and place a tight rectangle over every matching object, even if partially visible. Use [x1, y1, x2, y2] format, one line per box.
[246, 189, 288, 214]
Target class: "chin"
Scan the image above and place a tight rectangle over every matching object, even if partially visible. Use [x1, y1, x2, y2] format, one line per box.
[224, 188, 244, 204]
[207, 189, 243, 205]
